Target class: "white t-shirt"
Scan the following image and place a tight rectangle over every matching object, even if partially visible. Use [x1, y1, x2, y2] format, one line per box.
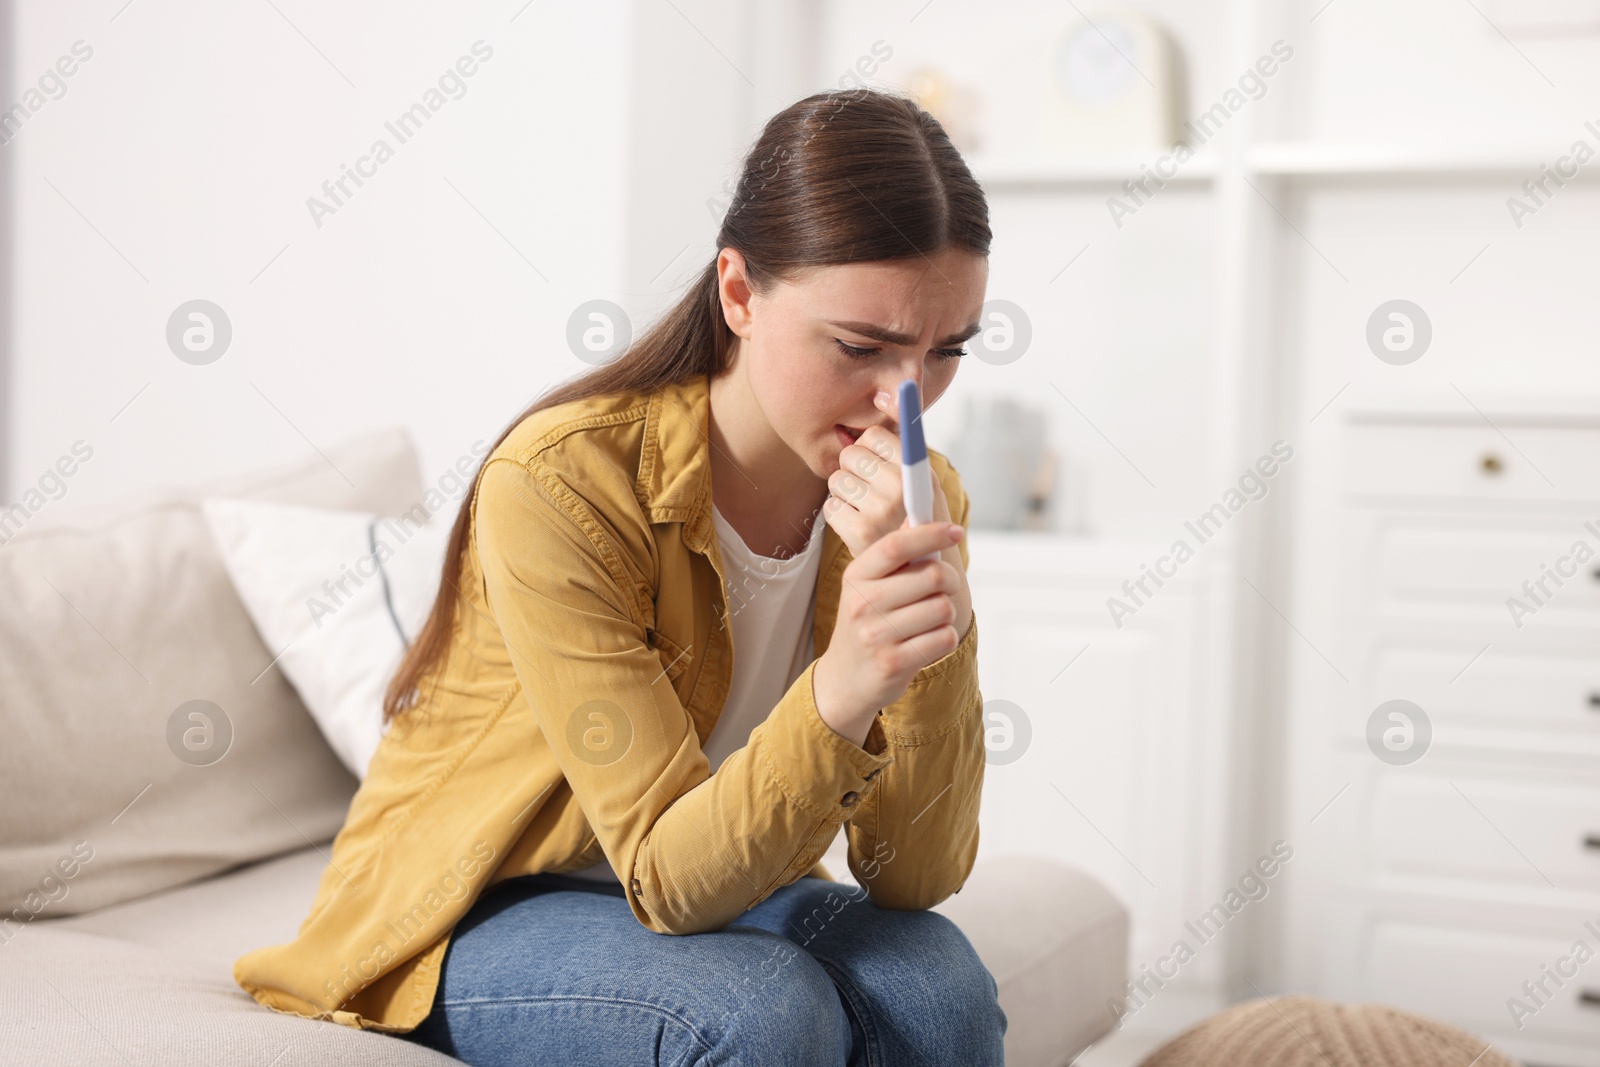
[564, 502, 828, 883]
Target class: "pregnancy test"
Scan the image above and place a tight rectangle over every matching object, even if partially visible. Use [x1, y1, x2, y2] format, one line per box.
[898, 379, 940, 564]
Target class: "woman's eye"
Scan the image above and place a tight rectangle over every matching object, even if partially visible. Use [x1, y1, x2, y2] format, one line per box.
[833, 339, 966, 361]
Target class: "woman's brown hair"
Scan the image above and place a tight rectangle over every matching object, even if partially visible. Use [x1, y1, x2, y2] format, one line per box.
[381, 86, 992, 725]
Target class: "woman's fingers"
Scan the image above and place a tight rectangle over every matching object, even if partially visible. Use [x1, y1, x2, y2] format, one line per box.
[827, 464, 875, 509]
[855, 524, 963, 582]
[855, 589, 958, 646]
[852, 424, 901, 465]
[843, 560, 957, 636]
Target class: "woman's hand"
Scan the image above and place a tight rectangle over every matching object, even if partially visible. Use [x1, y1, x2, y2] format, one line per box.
[822, 390, 971, 636]
[823, 391, 948, 553]
[812, 521, 969, 739]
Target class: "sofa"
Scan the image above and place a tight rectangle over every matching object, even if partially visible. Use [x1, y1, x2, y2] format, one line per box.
[0, 426, 1129, 1066]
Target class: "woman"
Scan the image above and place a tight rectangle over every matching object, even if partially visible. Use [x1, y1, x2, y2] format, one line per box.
[233, 87, 1003, 1066]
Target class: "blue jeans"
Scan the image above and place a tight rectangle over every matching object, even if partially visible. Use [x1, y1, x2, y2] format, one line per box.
[397, 871, 1008, 1066]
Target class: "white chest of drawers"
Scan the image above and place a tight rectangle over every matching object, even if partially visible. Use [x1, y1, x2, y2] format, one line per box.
[1287, 399, 1600, 1066]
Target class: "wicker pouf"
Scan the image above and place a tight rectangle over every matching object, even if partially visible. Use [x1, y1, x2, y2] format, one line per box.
[1137, 995, 1518, 1067]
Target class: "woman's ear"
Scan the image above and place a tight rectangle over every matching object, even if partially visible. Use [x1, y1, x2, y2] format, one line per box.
[716, 247, 755, 339]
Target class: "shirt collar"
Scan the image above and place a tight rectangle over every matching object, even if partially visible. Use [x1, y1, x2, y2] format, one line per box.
[636, 371, 850, 581]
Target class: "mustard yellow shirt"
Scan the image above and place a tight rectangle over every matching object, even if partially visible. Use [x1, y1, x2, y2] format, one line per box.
[233, 370, 984, 1032]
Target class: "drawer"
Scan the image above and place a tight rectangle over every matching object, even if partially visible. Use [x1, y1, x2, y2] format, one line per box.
[1364, 765, 1600, 894]
[1356, 917, 1600, 1048]
[1362, 640, 1600, 753]
[1343, 420, 1600, 505]
[1358, 515, 1600, 618]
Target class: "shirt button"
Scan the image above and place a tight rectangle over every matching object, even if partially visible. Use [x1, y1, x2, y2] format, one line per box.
[841, 791, 859, 807]
[631, 878, 642, 896]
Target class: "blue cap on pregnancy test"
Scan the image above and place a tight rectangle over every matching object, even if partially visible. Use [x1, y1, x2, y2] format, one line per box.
[897, 380, 927, 465]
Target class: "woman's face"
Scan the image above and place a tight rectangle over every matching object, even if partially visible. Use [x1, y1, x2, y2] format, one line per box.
[718, 247, 989, 480]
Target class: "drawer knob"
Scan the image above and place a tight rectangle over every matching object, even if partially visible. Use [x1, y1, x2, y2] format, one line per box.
[1590, 692, 1600, 707]
[1581, 989, 1600, 1008]
[1586, 834, 1600, 850]
[1479, 453, 1504, 475]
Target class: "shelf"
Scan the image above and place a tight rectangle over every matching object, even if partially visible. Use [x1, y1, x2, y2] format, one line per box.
[967, 142, 1594, 189]
[968, 152, 1218, 189]
[1246, 141, 1588, 179]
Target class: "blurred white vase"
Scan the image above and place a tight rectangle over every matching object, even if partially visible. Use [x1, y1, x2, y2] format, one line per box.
[947, 395, 1050, 530]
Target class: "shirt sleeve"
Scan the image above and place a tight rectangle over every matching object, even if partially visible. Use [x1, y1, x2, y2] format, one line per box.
[472, 456, 893, 934]
[841, 461, 985, 910]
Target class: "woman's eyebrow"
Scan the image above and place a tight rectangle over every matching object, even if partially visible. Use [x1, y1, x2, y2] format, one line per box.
[826, 320, 981, 347]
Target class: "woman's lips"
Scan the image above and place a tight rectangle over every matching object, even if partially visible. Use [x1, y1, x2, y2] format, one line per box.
[834, 425, 862, 447]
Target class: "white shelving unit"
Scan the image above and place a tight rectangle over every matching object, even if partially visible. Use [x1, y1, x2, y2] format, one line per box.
[809, 1, 1600, 1059]
[935, 10, 1600, 1062]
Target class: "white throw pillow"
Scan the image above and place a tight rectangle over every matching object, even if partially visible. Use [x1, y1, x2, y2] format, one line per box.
[199, 498, 454, 779]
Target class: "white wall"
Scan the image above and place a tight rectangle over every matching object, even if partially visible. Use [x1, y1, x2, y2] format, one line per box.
[1300, 0, 1600, 145]
[4, 0, 632, 514]
[618, 0, 820, 328]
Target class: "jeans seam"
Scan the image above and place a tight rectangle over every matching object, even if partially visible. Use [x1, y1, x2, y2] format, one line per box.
[434, 993, 715, 1060]
[810, 957, 886, 1067]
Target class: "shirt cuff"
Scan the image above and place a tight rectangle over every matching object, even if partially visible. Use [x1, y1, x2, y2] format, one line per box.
[907, 609, 977, 689]
[759, 657, 896, 822]
[875, 611, 980, 743]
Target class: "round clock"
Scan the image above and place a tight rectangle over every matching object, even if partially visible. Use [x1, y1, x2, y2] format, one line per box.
[1044, 7, 1180, 153]
[1056, 20, 1142, 105]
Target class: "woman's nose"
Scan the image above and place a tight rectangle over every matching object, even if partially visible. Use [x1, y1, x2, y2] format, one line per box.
[884, 372, 928, 415]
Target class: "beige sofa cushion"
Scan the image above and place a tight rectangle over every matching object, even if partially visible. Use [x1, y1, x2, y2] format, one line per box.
[823, 834, 1127, 1065]
[0, 429, 424, 920]
[931, 856, 1127, 1066]
[2, 925, 462, 1066]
